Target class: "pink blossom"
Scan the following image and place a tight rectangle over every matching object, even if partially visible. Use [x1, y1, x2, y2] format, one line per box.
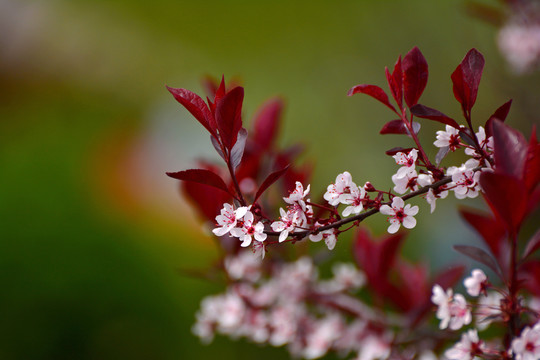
[393, 149, 418, 179]
[379, 197, 419, 234]
[434, 125, 461, 151]
[271, 207, 304, 242]
[391, 170, 418, 194]
[324, 171, 356, 206]
[425, 186, 448, 213]
[212, 203, 248, 236]
[476, 292, 502, 330]
[225, 251, 262, 282]
[444, 329, 486, 360]
[230, 211, 267, 247]
[464, 126, 493, 157]
[512, 322, 540, 360]
[303, 315, 343, 359]
[463, 269, 487, 297]
[309, 227, 339, 250]
[498, 23, 540, 74]
[342, 183, 366, 216]
[448, 162, 481, 200]
[284, 181, 310, 207]
[431, 284, 472, 330]
[354, 335, 391, 360]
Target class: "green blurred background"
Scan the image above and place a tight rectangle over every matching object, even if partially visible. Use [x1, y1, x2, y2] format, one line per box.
[1, 0, 538, 359]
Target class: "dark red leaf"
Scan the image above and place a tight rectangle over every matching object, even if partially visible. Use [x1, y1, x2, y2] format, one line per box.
[252, 98, 283, 151]
[167, 168, 233, 196]
[166, 86, 216, 135]
[230, 128, 248, 170]
[402, 47, 429, 108]
[210, 135, 226, 161]
[409, 104, 460, 129]
[385, 147, 414, 156]
[216, 86, 244, 150]
[433, 266, 465, 291]
[490, 119, 528, 179]
[385, 55, 403, 109]
[451, 49, 485, 115]
[253, 165, 290, 203]
[453, 245, 501, 277]
[459, 128, 477, 147]
[348, 84, 397, 113]
[480, 172, 528, 232]
[523, 229, 540, 260]
[182, 180, 232, 222]
[380, 119, 420, 136]
[459, 207, 507, 261]
[485, 99, 512, 137]
[524, 126, 540, 194]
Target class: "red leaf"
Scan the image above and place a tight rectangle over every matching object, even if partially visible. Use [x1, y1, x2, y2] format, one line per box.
[385, 55, 403, 109]
[523, 229, 540, 260]
[379, 119, 420, 136]
[182, 180, 232, 222]
[348, 84, 397, 113]
[485, 100, 512, 137]
[490, 119, 528, 179]
[480, 172, 528, 232]
[253, 165, 290, 203]
[433, 266, 465, 291]
[459, 207, 507, 261]
[524, 126, 540, 194]
[252, 98, 283, 151]
[385, 147, 414, 156]
[166, 86, 216, 136]
[453, 245, 501, 277]
[451, 49, 485, 115]
[216, 86, 244, 150]
[409, 104, 460, 129]
[166, 169, 233, 196]
[402, 47, 428, 108]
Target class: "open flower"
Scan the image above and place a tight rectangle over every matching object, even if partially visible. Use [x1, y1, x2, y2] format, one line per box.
[309, 227, 339, 250]
[445, 329, 486, 360]
[341, 183, 366, 216]
[324, 171, 356, 206]
[271, 207, 304, 242]
[393, 149, 418, 178]
[230, 211, 267, 247]
[284, 181, 311, 208]
[434, 125, 461, 151]
[512, 322, 540, 360]
[213, 203, 249, 236]
[379, 197, 419, 234]
[464, 269, 488, 296]
[431, 284, 472, 330]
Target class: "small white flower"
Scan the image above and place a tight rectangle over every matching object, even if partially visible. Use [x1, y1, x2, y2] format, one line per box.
[445, 329, 486, 360]
[341, 183, 366, 216]
[379, 197, 419, 234]
[425, 186, 448, 213]
[212, 203, 248, 236]
[512, 322, 540, 360]
[284, 181, 310, 208]
[224, 251, 262, 282]
[310, 227, 339, 250]
[271, 207, 303, 242]
[434, 125, 461, 151]
[354, 335, 391, 360]
[393, 149, 418, 179]
[448, 164, 481, 200]
[465, 126, 494, 157]
[324, 171, 356, 206]
[498, 22, 540, 74]
[431, 284, 472, 330]
[464, 269, 487, 297]
[391, 169, 418, 194]
[229, 211, 267, 247]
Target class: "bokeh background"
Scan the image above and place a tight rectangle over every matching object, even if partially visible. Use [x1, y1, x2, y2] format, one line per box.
[1, 0, 538, 359]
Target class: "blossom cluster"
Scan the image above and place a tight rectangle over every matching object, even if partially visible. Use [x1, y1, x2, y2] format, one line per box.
[166, 46, 540, 360]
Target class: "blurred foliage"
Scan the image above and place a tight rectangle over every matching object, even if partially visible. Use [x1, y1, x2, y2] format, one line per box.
[0, 0, 538, 359]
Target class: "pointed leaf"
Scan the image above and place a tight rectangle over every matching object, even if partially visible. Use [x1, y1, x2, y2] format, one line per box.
[480, 172, 527, 232]
[385, 147, 414, 156]
[410, 104, 460, 129]
[485, 99, 512, 137]
[459, 207, 507, 260]
[379, 119, 420, 136]
[253, 165, 290, 202]
[210, 135, 226, 161]
[216, 86, 244, 150]
[253, 98, 283, 151]
[402, 47, 429, 108]
[230, 128, 248, 170]
[451, 49, 485, 114]
[490, 119, 528, 179]
[459, 128, 476, 147]
[385, 56, 403, 109]
[167, 169, 233, 196]
[432, 265, 465, 291]
[523, 229, 540, 260]
[524, 126, 540, 193]
[166, 86, 216, 135]
[348, 84, 397, 113]
[453, 245, 500, 276]
[435, 146, 450, 166]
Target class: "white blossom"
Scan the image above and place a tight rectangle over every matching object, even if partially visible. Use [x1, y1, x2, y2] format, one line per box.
[445, 329, 485, 360]
[512, 322, 540, 360]
[379, 197, 419, 234]
[212, 203, 248, 236]
[464, 269, 487, 297]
